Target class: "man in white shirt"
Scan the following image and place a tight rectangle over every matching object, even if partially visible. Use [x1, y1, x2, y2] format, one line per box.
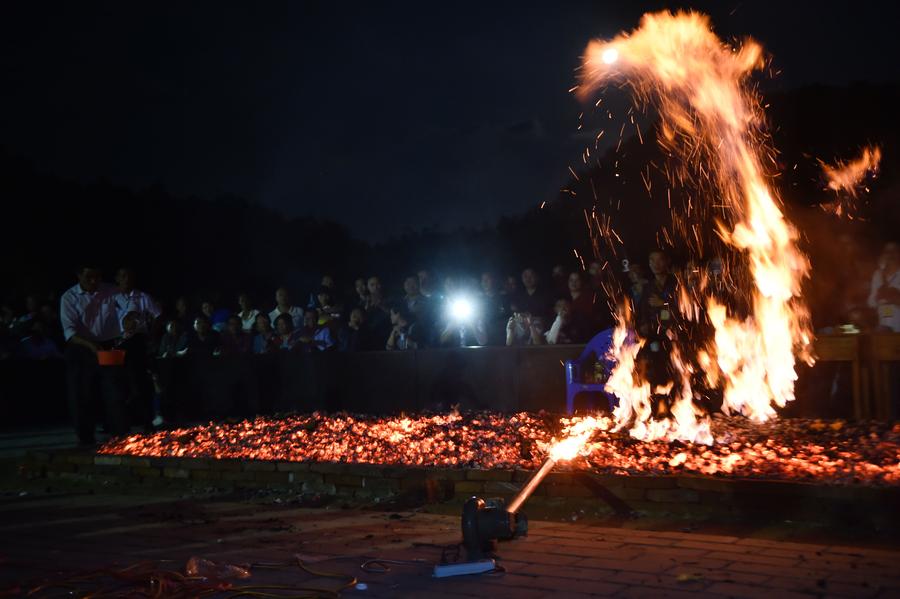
[868, 242, 900, 332]
[268, 287, 304, 329]
[114, 267, 161, 334]
[60, 265, 128, 445]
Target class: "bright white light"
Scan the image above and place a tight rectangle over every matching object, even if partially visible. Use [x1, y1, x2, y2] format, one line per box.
[449, 297, 474, 321]
[601, 47, 619, 65]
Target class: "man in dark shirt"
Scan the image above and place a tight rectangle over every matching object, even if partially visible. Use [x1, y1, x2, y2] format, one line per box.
[185, 315, 220, 356]
[477, 272, 509, 346]
[363, 276, 392, 346]
[116, 311, 153, 429]
[638, 250, 678, 340]
[158, 320, 188, 357]
[17, 319, 62, 360]
[220, 315, 250, 355]
[401, 276, 424, 316]
[637, 250, 678, 390]
[514, 267, 551, 321]
[339, 307, 370, 351]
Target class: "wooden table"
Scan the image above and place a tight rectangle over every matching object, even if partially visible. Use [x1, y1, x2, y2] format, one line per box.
[813, 332, 900, 420]
[813, 334, 868, 419]
[870, 333, 900, 420]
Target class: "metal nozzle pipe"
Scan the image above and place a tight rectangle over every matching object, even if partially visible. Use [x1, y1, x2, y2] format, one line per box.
[507, 456, 557, 514]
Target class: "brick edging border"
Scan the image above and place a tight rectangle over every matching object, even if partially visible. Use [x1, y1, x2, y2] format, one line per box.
[21, 450, 900, 522]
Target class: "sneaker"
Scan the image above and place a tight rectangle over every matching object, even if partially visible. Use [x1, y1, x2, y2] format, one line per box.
[152, 414, 164, 427]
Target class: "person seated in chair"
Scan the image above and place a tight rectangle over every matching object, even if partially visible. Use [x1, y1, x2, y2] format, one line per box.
[220, 315, 251, 355]
[505, 302, 547, 346]
[252, 313, 278, 354]
[184, 315, 220, 356]
[338, 307, 369, 351]
[546, 298, 589, 345]
[386, 305, 420, 351]
[158, 320, 188, 358]
[272, 313, 298, 351]
[17, 319, 63, 360]
[293, 310, 335, 352]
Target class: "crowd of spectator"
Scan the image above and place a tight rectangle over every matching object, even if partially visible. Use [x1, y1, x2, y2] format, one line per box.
[3, 239, 900, 366]
[0, 263, 622, 443]
[2, 239, 897, 442]
[0, 265, 620, 366]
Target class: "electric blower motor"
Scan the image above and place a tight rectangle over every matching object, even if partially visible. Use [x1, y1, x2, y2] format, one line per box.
[461, 496, 528, 560]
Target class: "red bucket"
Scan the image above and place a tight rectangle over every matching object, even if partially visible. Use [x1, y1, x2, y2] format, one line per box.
[97, 349, 126, 366]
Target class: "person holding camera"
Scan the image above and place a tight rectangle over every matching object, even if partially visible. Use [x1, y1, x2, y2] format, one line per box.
[505, 302, 547, 346]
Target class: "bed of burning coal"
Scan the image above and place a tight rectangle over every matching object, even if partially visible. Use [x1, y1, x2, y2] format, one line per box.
[97, 412, 900, 485]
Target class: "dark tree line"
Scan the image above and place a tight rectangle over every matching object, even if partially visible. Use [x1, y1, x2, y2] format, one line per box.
[2, 82, 898, 314]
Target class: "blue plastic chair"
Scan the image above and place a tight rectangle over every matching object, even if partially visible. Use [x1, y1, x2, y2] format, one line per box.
[565, 328, 619, 414]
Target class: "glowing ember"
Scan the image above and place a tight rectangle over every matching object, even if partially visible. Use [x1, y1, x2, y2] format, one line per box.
[99, 412, 900, 485]
[575, 11, 814, 444]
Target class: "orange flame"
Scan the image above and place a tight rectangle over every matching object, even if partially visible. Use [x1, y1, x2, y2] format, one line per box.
[549, 415, 613, 461]
[561, 11, 813, 446]
[819, 145, 881, 218]
[822, 145, 881, 197]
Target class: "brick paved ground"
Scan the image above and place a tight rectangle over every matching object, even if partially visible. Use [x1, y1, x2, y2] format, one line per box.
[1, 491, 898, 598]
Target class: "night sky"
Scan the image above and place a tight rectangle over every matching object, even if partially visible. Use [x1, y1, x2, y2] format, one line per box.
[1, 1, 896, 241]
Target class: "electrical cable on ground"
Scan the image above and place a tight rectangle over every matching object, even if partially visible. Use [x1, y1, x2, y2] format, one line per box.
[22, 555, 358, 599]
[18, 538, 511, 598]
